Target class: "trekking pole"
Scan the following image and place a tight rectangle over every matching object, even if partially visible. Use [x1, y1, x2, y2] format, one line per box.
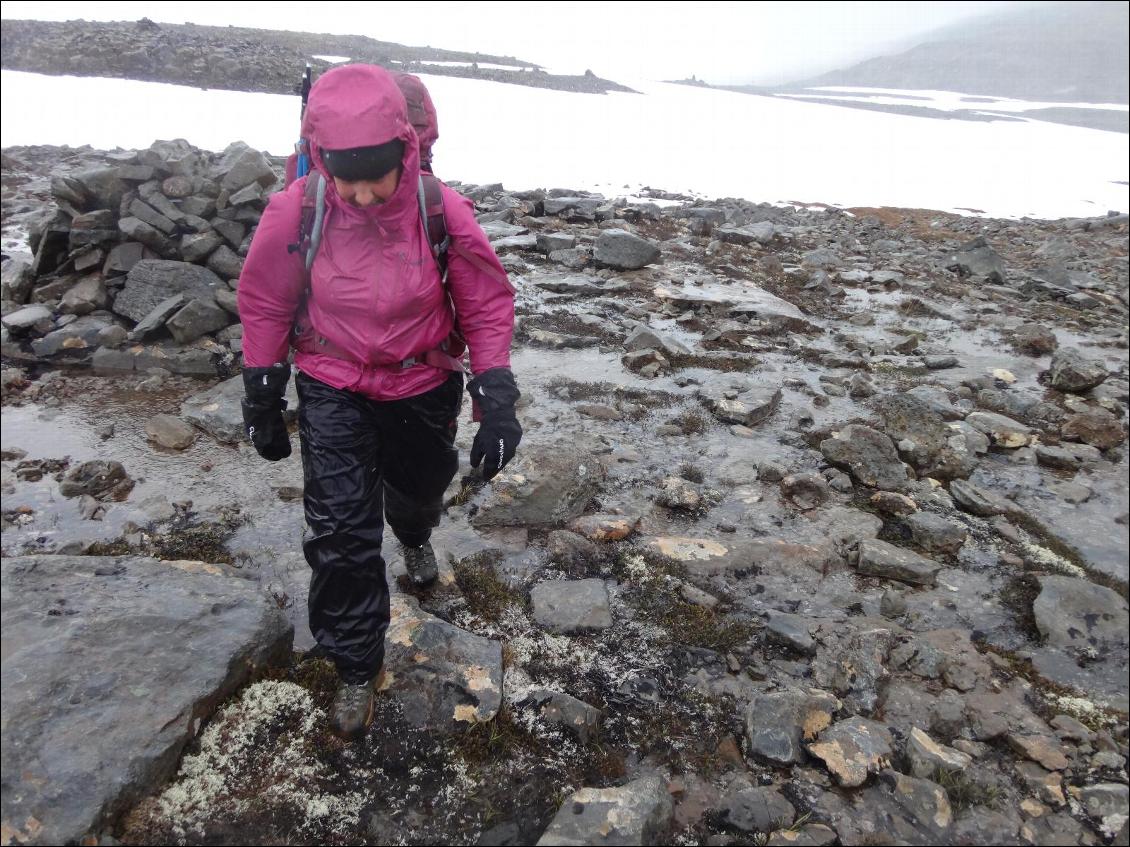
[296, 64, 312, 179]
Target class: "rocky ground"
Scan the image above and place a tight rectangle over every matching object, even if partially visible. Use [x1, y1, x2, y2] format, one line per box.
[2, 138, 1129, 847]
[0, 18, 635, 96]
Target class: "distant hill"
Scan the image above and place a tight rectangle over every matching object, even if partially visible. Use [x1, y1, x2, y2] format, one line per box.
[787, 1, 1128, 104]
[0, 18, 635, 96]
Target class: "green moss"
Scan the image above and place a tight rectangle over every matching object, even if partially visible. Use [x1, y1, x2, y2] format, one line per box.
[666, 352, 760, 373]
[150, 523, 237, 565]
[932, 766, 1001, 812]
[84, 539, 133, 556]
[671, 409, 707, 435]
[454, 552, 526, 623]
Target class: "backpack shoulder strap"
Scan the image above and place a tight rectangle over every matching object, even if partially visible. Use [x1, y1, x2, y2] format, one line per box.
[286, 173, 326, 273]
[418, 173, 449, 279]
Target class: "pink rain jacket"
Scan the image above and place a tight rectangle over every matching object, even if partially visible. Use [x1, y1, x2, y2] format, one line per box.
[238, 64, 514, 401]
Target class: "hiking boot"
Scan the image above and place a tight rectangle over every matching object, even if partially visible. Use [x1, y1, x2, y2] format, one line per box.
[330, 678, 375, 741]
[402, 541, 438, 586]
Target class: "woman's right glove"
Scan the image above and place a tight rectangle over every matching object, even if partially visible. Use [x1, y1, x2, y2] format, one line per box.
[241, 363, 292, 461]
[467, 367, 522, 481]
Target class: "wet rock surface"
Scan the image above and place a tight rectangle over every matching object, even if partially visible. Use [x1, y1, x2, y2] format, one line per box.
[0, 555, 292, 846]
[2, 138, 1128, 846]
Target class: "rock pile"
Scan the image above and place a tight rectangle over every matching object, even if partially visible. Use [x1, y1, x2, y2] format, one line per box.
[2, 140, 282, 375]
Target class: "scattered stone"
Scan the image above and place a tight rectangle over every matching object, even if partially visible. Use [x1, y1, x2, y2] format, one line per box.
[744, 688, 840, 766]
[765, 611, 818, 656]
[1008, 733, 1070, 771]
[853, 538, 940, 586]
[703, 386, 782, 428]
[780, 472, 830, 510]
[948, 479, 1015, 517]
[473, 448, 606, 529]
[720, 783, 796, 833]
[380, 594, 502, 730]
[820, 425, 910, 491]
[905, 511, 968, 555]
[568, 514, 637, 542]
[526, 689, 603, 744]
[1061, 407, 1126, 450]
[1048, 348, 1109, 393]
[145, 414, 197, 450]
[946, 236, 1005, 283]
[58, 460, 133, 501]
[880, 589, 907, 618]
[1011, 323, 1058, 356]
[871, 491, 919, 516]
[531, 579, 612, 634]
[807, 716, 894, 787]
[906, 727, 973, 778]
[964, 411, 1033, 448]
[536, 775, 672, 846]
[593, 229, 660, 270]
[181, 373, 299, 445]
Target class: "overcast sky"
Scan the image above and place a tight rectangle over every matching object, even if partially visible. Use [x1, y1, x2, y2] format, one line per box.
[1, 0, 1043, 85]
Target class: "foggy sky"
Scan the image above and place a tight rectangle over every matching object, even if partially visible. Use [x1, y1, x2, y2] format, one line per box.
[0, 0, 1044, 85]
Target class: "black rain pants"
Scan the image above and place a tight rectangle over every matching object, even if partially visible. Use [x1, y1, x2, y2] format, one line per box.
[296, 370, 462, 684]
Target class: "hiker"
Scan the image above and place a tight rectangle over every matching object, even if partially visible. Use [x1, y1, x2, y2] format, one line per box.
[237, 64, 521, 740]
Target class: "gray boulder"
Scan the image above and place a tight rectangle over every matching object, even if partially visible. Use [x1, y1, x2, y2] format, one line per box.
[0, 555, 292, 846]
[949, 479, 1016, 517]
[807, 716, 894, 787]
[536, 775, 672, 846]
[382, 594, 502, 730]
[1048, 348, 1109, 393]
[594, 229, 661, 269]
[703, 386, 782, 427]
[537, 232, 577, 253]
[114, 260, 224, 323]
[117, 217, 175, 258]
[854, 538, 940, 586]
[166, 297, 231, 344]
[820, 425, 910, 491]
[129, 293, 188, 341]
[1, 304, 53, 333]
[60, 276, 109, 316]
[206, 245, 244, 281]
[905, 512, 968, 555]
[946, 236, 1005, 283]
[623, 324, 691, 356]
[219, 147, 278, 193]
[145, 415, 197, 450]
[721, 784, 795, 833]
[1, 259, 34, 304]
[744, 688, 840, 765]
[472, 447, 605, 529]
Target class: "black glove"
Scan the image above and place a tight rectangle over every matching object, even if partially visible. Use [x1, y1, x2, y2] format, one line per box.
[241, 364, 292, 461]
[468, 367, 522, 481]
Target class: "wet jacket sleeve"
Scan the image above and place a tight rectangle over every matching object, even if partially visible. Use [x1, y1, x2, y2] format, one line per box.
[237, 181, 308, 368]
[440, 186, 516, 375]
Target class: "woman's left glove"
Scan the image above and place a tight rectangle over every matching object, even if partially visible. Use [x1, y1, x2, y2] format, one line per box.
[241, 364, 292, 461]
[468, 367, 522, 481]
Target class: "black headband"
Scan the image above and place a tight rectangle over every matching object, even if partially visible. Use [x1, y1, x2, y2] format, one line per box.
[321, 138, 405, 181]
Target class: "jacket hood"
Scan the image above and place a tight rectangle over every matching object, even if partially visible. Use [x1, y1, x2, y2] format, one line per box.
[302, 63, 421, 222]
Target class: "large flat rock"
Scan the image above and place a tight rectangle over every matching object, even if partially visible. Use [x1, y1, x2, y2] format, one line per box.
[1, 555, 293, 846]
